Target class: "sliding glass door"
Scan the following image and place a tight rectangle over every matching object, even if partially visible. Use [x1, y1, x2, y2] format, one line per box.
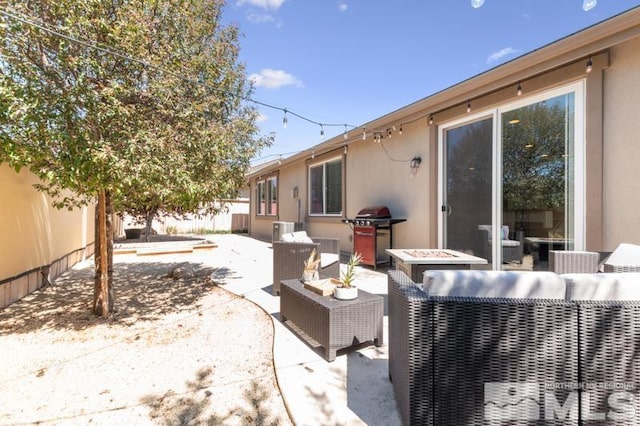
[442, 117, 494, 265]
[440, 82, 584, 270]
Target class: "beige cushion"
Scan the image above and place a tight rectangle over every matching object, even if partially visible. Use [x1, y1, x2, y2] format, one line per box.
[604, 243, 640, 268]
[281, 231, 313, 244]
[563, 272, 640, 301]
[320, 253, 339, 268]
[423, 270, 565, 299]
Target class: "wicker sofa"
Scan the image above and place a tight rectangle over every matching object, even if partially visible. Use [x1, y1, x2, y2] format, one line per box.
[272, 232, 340, 295]
[388, 269, 640, 426]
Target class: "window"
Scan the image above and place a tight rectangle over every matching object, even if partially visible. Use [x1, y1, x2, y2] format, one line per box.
[256, 176, 278, 216]
[309, 157, 342, 216]
[439, 81, 585, 271]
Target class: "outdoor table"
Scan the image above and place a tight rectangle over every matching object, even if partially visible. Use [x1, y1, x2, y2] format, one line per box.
[385, 248, 488, 283]
[279, 279, 384, 361]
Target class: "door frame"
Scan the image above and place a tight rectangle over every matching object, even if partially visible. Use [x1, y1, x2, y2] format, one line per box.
[437, 81, 586, 268]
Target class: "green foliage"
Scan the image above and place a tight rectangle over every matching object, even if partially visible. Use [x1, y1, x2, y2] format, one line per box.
[340, 253, 362, 288]
[0, 0, 271, 214]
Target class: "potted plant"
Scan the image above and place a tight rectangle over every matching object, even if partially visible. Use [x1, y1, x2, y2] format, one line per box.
[302, 248, 321, 282]
[334, 252, 362, 300]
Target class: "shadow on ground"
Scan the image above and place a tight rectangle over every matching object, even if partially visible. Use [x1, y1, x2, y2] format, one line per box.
[115, 234, 207, 245]
[0, 260, 235, 335]
[141, 367, 283, 426]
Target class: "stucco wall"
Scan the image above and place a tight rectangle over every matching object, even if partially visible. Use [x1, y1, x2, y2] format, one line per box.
[602, 37, 640, 249]
[339, 122, 431, 251]
[250, 121, 434, 253]
[0, 165, 95, 307]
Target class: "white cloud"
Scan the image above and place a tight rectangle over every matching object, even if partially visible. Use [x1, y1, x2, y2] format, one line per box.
[246, 12, 275, 24]
[249, 69, 304, 89]
[338, 2, 348, 12]
[236, 0, 286, 10]
[487, 47, 518, 64]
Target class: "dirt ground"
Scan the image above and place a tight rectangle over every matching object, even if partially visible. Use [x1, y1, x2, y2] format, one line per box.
[0, 251, 292, 425]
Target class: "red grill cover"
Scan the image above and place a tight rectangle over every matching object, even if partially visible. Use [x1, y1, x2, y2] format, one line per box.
[356, 206, 391, 219]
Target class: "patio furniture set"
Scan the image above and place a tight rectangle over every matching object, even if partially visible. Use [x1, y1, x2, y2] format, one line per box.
[388, 246, 640, 425]
[273, 231, 640, 425]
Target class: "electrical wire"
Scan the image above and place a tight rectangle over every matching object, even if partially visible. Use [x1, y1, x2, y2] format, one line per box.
[0, 6, 358, 132]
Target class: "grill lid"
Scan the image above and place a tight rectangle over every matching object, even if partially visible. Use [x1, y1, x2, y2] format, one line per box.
[356, 206, 392, 219]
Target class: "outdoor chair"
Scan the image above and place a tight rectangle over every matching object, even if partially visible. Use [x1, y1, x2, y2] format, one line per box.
[475, 225, 524, 263]
[549, 250, 601, 274]
[388, 269, 577, 425]
[601, 243, 640, 272]
[272, 231, 340, 295]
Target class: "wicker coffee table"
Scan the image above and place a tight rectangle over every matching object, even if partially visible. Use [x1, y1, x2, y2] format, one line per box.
[280, 279, 384, 361]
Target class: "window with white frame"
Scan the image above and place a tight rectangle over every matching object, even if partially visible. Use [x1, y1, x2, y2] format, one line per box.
[256, 175, 278, 216]
[309, 157, 342, 216]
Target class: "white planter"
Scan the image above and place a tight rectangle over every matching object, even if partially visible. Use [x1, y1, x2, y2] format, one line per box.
[334, 286, 358, 300]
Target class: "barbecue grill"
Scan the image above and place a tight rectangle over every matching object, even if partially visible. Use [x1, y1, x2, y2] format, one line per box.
[343, 206, 406, 268]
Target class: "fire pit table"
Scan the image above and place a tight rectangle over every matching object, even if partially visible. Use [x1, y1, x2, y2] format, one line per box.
[385, 249, 488, 282]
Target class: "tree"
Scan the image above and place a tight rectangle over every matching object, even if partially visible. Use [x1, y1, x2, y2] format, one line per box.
[0, 0, 269, 316]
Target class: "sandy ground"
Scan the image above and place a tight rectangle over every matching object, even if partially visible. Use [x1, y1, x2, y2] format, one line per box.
[0, 250, 292, 425]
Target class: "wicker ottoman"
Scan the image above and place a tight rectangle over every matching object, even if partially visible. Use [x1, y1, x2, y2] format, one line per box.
[280, 279, 384, 361]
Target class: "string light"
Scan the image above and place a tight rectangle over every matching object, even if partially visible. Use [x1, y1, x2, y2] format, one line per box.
[0, 7, 359, 138]
[3, 4, 604, 169]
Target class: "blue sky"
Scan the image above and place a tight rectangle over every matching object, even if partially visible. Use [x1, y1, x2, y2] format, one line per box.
[222, 0, 640, 164]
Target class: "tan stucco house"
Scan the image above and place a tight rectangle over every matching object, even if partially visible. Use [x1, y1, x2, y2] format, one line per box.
[246, 6, 640, 271]
[0, 165, 95, 308]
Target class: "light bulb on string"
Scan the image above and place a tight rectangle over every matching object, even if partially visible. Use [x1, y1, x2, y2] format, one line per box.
[586, 57, 593, 73]
[343, 125, 348, 140]
[467, 101, 472, 113]
[429, 116, 433, 126]
[362, 129, 367, 141]
[320, 125, 325, 140]
[282, 109, 288, 129]
[399, 125, 403, 135]
[517, 82, 522, 96]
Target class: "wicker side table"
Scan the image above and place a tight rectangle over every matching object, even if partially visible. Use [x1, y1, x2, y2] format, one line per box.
[280, 279, 384, 361]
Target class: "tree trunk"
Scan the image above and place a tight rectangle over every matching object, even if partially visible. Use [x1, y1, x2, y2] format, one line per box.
[93, 190, 114, 317]
[144, 208, 156, 242]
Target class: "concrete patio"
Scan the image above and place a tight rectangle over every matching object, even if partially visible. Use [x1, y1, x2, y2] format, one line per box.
[201, 233, 402, 426]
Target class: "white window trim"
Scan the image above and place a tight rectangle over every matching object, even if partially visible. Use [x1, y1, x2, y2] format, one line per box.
[256, 175, 278, 217]
[437, 80, 586, 260]
[308, 156, 343, 217]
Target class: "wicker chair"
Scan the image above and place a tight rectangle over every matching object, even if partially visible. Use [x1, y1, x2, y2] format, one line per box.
[387, 270, 578, 426]
[272, 237, 340, 295]
[563, 272, 640, 420]
[549, 250, 600, 274]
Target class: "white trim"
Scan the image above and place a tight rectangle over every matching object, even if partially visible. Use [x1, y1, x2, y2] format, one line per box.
[438, 80, 586, 268]
[308, 155, 343, 217]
